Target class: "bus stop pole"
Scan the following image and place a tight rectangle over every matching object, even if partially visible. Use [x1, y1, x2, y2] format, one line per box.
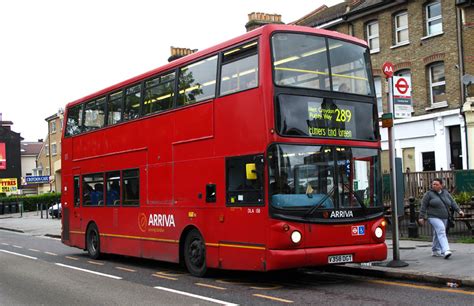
[386, 76, 408, 268]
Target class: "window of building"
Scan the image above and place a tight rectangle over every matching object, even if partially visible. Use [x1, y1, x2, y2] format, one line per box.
[50, 121, 57, 134]
[65, 104, 83, 137]
[84, 97, 106, 132]
[422, 151, 435, 171]
[374, 76, 383, 115]
[366, 21, 380, 53]
[143, 72, 175, 115]
[106, 171, 121, 206]
[51, 143, 57, 156]
[396, 69, 411, 79]
[394, 11, 409, 45]
[45, 144, 49, 156]
[428, 62, 446, 106]
[83, 173, 104, 206]
[124, 84, 142, 121]
[226, 154, 264, 206]
[220, 41, 258, 96]
[122, 169, 139, 206]
[108, 91, 123, 125]
[177, 55, 218, 107]
[426, 1, 442, 36]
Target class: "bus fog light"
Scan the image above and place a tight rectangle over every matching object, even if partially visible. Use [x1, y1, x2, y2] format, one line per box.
[375, 227, 383, 238]
[291, 231, 302, 244]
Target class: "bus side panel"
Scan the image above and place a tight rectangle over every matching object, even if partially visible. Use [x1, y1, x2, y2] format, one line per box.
[214, 89, 266, 156]
[173, 102, 214, 144]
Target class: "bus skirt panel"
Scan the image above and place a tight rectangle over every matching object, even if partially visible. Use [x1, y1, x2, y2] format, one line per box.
[266, 242, 387, 271]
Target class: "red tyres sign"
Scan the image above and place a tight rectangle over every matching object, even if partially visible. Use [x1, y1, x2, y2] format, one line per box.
[382, 62, 394, 78]
[0, 143, 5, 170]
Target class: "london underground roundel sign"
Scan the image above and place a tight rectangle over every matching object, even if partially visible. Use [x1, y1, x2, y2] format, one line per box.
[382, 61, 394, 78]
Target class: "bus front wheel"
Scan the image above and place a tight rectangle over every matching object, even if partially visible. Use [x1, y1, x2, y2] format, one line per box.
[184, 229, 207, 277]
[86, 223, 101, 260]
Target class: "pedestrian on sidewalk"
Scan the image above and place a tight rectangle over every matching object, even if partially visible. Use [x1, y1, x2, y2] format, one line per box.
[418, 178, 465, 259]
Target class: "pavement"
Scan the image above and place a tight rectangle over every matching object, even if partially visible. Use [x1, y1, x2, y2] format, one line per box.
[1, 211, 473, 288]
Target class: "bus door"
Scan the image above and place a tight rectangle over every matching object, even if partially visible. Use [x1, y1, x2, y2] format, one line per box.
[221, 155, 266, 270]
[70, 173, 82, 240]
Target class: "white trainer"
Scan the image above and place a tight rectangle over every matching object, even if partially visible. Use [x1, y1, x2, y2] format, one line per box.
[431, 251, 443, 257]
[443, 250, 452, 259]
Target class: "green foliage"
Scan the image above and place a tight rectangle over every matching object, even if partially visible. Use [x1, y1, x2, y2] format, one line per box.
[456, 237, 474, 244]
[0, 193, 61, 212]
[452, 191, 474, 205]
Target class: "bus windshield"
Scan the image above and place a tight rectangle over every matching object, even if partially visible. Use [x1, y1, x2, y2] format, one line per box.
[272, 33, 373, 95]
[268, 144, 382, 213]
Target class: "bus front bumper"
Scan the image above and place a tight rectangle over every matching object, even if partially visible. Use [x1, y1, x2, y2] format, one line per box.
[266, 242, 387, 271]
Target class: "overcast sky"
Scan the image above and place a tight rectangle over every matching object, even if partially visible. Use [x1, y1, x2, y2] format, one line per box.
[0, 0, 342, 141]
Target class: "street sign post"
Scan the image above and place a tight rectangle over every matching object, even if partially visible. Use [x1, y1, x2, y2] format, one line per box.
[381, 62, 408, 268]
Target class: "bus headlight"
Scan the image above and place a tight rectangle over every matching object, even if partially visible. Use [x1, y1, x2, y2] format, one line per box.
[374, 227, 383, 239]
[291, 231, 302, 244]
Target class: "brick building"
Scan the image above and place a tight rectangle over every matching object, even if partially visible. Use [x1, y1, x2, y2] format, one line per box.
[36, 110, 64, 193]
[292, 0, 474, 171]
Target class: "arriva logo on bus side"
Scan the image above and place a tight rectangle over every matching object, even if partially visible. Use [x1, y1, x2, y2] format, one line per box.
[330, 210, 354, 218]
[138, 213, 176, 233]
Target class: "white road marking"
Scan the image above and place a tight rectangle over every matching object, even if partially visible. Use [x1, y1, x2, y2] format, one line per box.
[0, 249, 38, 260]
[154, 286, 237, 305]
[55, 263, 122, 280]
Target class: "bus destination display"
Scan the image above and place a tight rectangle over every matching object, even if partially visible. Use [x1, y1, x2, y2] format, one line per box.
[308, 101, 355, 139]
[276, 94, 376, 141]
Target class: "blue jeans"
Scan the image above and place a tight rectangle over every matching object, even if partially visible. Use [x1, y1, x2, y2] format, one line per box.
[428, 218, 450, 254]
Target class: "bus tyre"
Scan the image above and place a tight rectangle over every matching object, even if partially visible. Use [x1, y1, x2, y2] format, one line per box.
[86, 223, 101, 260]
[184, 229, 207, 277]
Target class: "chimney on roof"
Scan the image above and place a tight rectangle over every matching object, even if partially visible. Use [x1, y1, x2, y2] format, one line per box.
[168, 47, 197, 62]
[245, 12, 284, 32]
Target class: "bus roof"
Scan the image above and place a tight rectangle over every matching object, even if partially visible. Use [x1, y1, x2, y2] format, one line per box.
[65, 24, 368, 109]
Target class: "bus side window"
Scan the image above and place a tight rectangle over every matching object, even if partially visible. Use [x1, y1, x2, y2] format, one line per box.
[177, 55, 218, 107]
[124, 84, 142, 121]
[226, 154, 264, 206]
[143, 72, 175, 116]
[122, 169, 139, 206]
[74, 176, 80, 207]
[108, 91, 123, 125]
[106, 171, 121, 206]
[84, 97, 106, 132]
[220, 41, 258, 96]
[65, 104, 84, 136]
[83, 173, 104, 206]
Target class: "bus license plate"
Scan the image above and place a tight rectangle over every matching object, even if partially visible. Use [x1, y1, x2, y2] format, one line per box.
[328, 254, 353, 264]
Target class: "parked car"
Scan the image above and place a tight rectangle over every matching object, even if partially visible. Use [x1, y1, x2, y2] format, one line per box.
[48, 203, 62, 218]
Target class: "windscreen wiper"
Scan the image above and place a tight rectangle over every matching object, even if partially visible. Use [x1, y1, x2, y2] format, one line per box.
[342, 183, 367, 212]
[304, 186, 335, 218]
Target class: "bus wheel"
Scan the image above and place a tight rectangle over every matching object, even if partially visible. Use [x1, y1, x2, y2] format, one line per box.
[184, 229, 207, 277]
[86, 223, 101, 260]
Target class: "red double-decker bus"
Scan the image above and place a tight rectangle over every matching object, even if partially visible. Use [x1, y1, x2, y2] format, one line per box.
[61, 24, 387, 276]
